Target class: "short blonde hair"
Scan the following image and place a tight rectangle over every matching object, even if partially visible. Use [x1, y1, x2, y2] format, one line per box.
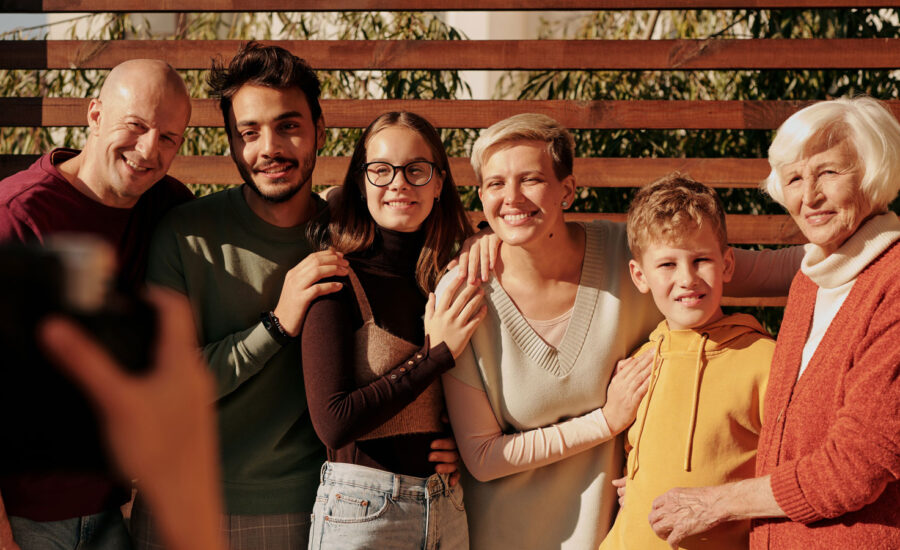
[763, 96, 900, 212]
[627, 174, 728, 260]
[470, 113, 575, 183]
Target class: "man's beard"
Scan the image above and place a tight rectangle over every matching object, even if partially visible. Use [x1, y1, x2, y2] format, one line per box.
[237, 151, 316, 204]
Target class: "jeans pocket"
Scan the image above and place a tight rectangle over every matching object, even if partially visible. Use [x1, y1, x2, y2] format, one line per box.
[448, 481, 465, 512]
[323, 489, 391, 524]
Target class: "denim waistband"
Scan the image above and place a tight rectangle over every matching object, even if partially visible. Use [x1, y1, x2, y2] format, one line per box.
[319, 462, 452, 502]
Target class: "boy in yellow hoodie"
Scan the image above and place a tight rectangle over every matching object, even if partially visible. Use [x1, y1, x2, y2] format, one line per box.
[600, 174, 773, 550]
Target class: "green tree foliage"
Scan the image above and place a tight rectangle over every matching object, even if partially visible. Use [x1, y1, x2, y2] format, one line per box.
[4, 9, 899, 333]
[0, 11, 474, 195]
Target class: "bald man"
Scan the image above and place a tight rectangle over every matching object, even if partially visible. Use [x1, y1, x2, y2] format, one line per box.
[0, 60, 195, 550]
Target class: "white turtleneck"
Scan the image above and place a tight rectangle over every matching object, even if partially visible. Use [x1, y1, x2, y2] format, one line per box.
[798, 212, 900, 377]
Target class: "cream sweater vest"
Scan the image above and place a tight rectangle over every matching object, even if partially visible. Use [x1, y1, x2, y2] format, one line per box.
[447, 220, 661, 550]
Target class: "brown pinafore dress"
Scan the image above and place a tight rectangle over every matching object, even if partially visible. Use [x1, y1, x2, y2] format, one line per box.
[346, 268, 445, 440]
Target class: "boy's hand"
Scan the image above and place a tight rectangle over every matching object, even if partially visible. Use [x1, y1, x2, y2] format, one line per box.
[612, 475, 627, 508]
[601, 351, 653, 434]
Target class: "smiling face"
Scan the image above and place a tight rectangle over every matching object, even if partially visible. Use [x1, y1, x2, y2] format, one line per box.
[228, 84, 324, 204]
[629, 225, 735, 331]
[85, 67, 190, 208]
[478, 140, 574, 250]
[363, 126, 443, 233]
[781, 139, 874, 255]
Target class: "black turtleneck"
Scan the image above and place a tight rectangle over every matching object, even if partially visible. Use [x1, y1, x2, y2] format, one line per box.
[300, 228, 454, 477]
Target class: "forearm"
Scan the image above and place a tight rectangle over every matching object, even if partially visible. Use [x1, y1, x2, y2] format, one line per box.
[143, 285, 282, 399]
[717, 476, 786, 523]
[726, 246, 803, 297]
[649, 475, 786, 545]
[201, 322, 283, 398]
[444, 374, 612, 481]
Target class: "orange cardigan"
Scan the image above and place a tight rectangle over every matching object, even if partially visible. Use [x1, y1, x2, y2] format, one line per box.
[751, 241, 900, 549]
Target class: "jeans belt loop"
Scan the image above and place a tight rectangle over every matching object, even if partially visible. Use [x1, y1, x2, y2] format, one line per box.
[392, 474, 401, 500]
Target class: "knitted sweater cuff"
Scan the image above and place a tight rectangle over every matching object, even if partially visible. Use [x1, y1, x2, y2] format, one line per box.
[770, 462, 821, 524]
[424, 337, 455, 373]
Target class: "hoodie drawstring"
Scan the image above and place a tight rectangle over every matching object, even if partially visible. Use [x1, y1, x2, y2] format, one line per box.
[628, 335, 664, 480]
[683, 333, 709, 472]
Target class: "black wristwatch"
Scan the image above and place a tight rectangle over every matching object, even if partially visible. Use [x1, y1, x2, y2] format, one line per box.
[260, 311, 293, 346]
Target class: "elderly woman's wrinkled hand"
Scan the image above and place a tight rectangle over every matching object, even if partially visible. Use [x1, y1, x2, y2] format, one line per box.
[648, 486, 726, 549]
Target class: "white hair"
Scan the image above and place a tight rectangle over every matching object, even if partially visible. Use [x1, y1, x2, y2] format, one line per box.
[762, 96, 900, 212]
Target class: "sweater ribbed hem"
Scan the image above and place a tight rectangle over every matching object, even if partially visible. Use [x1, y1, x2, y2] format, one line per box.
[770, 461, 821, 524]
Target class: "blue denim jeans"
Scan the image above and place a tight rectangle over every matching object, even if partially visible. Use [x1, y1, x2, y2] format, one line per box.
[8, 509, 132, 550]
[308, 462, 468, 550]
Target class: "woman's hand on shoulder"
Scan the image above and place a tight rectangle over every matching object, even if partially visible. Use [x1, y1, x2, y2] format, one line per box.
[449, 226, 501, 285]
[425, 275, 487, 358]
[601, 351, 653, 434]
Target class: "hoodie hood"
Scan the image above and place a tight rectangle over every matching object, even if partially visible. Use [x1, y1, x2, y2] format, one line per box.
[629, 313, 771, 478]
[646, 313, 770, 356]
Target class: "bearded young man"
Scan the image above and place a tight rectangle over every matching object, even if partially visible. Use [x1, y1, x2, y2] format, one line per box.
[137, 43, 460, 550]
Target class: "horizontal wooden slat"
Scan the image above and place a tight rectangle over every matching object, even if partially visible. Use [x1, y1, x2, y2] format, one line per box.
[7, 39, 900, 70]
[1, 0, 896, 12]
[0, 154, 771, 187]
[465, 212, 803, 244]
[10, 98, 900, 129]
[0, 154, 797, 242]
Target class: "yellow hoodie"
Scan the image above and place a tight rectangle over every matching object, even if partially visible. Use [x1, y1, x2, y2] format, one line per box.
[600, 313, 773, 550]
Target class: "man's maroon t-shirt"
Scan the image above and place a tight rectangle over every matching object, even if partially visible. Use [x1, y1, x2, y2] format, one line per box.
[0, 148, 194, 521]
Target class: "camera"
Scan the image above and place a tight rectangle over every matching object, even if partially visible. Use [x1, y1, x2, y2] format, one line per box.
[0, 235, 157, 473]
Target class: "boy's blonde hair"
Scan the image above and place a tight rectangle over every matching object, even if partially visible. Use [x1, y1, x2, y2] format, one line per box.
[627, 174, 728, 260]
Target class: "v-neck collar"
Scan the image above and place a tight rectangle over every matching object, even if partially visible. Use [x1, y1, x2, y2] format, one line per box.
[485, 222, 603, 377]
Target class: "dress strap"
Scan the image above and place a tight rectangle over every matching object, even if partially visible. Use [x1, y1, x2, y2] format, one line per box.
[346, 267, 374, 322]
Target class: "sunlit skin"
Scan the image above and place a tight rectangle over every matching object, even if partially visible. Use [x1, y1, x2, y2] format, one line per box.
[478, 140, 575, 252]
[363, 127, 443, 232]
[781, 139, 875, 255]
[629, 226, 735, 331]
[228, 84, 325, 226]
[60, 60, 190, 209]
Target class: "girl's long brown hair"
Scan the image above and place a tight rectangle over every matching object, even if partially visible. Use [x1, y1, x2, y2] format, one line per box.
[311, 112, 472, 293]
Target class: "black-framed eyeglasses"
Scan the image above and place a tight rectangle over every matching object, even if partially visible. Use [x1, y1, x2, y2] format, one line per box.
[363, 161, 438, 187]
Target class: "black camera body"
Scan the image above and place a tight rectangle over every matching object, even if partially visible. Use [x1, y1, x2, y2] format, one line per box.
[0, 237, 157, 473]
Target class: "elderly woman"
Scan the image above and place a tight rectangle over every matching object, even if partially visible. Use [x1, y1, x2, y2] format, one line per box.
[437, 114, 802, 550]
[649, 96, 900, 548]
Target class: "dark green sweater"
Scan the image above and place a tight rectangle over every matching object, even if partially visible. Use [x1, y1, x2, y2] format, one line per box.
[147, 186, 325, 514]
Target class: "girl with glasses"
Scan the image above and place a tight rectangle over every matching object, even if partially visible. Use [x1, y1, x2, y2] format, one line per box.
[301, 111, 485, 549]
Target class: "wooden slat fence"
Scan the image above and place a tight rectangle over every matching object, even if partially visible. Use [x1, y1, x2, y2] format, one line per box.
[2, 0, 898, 11]
[9, 98, 900, 129]
[6, 39, 900, 70]
[6, 1, 900, 307]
